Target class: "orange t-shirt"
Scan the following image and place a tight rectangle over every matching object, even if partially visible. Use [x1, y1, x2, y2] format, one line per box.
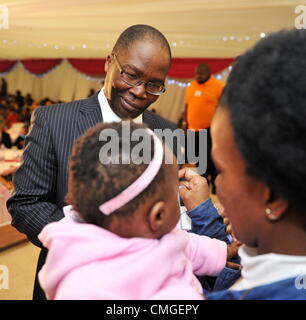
[185, 77, 225, 130]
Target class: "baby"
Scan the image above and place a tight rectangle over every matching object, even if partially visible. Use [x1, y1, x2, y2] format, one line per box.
[38, 121, 232, 300]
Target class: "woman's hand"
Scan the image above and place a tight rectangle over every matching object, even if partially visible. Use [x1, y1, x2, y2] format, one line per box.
[178, 167, 210, 211]
[226, 241, 243, 270]
[214, 202, 237, 240]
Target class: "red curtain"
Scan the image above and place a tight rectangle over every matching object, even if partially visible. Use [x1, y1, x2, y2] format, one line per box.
[68, 59, 106, 76]
[21, 59, 62, 75]
[0, 58, 234, 78]
[169, 58, 234, 78]
[0, 60, 17, 73]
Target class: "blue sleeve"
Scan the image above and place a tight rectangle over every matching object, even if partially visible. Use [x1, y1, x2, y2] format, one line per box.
[187, 198, 230, 244]
[188, 198, 242, 292]
[212, 267, 241, 292]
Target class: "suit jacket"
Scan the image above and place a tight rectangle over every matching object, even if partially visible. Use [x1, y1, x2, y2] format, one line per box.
[7, 92, 180, 247]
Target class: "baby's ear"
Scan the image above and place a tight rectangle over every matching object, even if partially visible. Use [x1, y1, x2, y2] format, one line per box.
[65, 191, 72, 205]
[148, 201, 166, 234]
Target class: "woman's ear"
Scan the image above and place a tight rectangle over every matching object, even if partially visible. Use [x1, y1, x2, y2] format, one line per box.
[265, 189, 289, 221]
[148, 201, 166, 234]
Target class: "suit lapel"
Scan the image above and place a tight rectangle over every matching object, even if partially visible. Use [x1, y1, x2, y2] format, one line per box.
[77, 93, 103, 137]
[143, 110, 156, 130]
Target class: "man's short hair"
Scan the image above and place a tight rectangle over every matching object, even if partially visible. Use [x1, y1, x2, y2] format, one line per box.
[196, 63, 211, 73]
[113, 24, 171, 59]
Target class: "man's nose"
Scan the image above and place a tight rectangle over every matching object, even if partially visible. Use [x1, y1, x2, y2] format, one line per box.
[129, 82, 147, 99]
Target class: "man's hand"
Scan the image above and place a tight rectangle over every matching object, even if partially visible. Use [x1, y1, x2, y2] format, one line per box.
[178, 167, 210, 211]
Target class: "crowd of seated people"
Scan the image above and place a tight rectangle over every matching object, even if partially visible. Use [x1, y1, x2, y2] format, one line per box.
[0, 85, 64, 149]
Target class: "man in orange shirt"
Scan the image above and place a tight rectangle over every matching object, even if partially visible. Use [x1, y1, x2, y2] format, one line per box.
[184, 63, 224, 192]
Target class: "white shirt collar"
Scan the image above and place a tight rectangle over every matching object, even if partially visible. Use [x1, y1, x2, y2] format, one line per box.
[97, 89, 142, 124]
[230, 245, 306, 291]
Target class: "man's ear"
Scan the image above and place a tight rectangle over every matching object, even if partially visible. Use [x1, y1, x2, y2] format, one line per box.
[104, 55, 112, 73]
[148, 201, 166, 234]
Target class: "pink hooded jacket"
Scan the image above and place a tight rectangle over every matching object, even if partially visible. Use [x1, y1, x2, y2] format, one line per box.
[38, 208, 227, 300]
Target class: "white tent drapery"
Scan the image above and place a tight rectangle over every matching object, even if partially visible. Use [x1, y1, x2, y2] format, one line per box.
[0, 0, 300, 59]
[0, 0, 301, 123]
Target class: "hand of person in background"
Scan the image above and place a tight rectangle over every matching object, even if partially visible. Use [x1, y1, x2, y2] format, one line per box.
[181, 120, 187, 130]
[178, 167, 210, 211]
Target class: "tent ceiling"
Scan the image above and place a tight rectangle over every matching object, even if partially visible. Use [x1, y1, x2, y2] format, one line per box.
[0, 0, 302, 59]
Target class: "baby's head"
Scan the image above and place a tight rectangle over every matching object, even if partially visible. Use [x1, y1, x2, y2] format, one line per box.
[67, 121, 179, 239]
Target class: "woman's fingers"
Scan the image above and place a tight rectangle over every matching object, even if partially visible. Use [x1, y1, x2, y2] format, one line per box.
[226, 261, 242, 270]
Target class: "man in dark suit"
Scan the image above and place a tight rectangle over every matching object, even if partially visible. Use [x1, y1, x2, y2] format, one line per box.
[7, 24, 182, 300]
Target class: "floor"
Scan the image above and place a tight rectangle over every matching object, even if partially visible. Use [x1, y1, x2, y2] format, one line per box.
[0, 241, 40, 300]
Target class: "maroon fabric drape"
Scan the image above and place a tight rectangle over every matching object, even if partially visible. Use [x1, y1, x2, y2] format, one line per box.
[0, 60, 17, 73]
[169, 58, 235, 79]
[67, 58, 234, 78]
[21, 59, 62, 75]
[68, 58, 106, 76]
[0, 58, 234, 78]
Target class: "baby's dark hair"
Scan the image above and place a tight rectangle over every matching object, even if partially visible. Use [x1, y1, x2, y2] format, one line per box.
[68, 122, 169, 228]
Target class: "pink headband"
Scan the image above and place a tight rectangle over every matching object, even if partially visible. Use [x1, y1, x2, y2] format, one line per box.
[99, 129, 163, 215]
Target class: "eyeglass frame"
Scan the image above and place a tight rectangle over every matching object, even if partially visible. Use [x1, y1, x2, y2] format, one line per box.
[112, 53, 166, 96]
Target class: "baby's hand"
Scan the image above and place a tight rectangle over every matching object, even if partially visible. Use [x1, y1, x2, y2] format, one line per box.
[178, 167, 210, 211]
[226, 241, 243, 270]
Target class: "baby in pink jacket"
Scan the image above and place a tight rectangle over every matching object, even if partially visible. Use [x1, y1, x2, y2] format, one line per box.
[38, 122, 230, 300]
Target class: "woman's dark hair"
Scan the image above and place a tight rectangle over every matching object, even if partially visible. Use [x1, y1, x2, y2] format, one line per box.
[68, 122, 168, 228]
[221, 29, 306, 212]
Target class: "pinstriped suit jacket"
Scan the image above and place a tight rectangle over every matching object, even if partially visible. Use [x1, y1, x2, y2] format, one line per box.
[7, 93, 179, 247]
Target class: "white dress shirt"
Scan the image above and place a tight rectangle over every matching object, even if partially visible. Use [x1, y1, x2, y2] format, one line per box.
[231, 245, 306, 290]
[97, 89, 142, 124]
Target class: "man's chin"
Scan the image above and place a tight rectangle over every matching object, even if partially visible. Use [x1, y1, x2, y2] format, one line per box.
[120, 101, 147, 119]
[113, 104, 142, 120]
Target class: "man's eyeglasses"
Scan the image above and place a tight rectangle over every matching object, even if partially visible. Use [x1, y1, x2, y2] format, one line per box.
[113, 54, 166, 96]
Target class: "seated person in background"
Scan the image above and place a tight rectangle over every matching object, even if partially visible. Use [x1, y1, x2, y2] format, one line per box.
[87, 88, 95, 98]
[19, 107, 31, 124]
[15, 90, 25, 110]
[38, 122, 239, 300]
[179, 29, 306, 300]
[5, 109, 20, 129]
[14, 124, 29, 150]
[25, 93, 34, 107]
[0, 116, 12, 148]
